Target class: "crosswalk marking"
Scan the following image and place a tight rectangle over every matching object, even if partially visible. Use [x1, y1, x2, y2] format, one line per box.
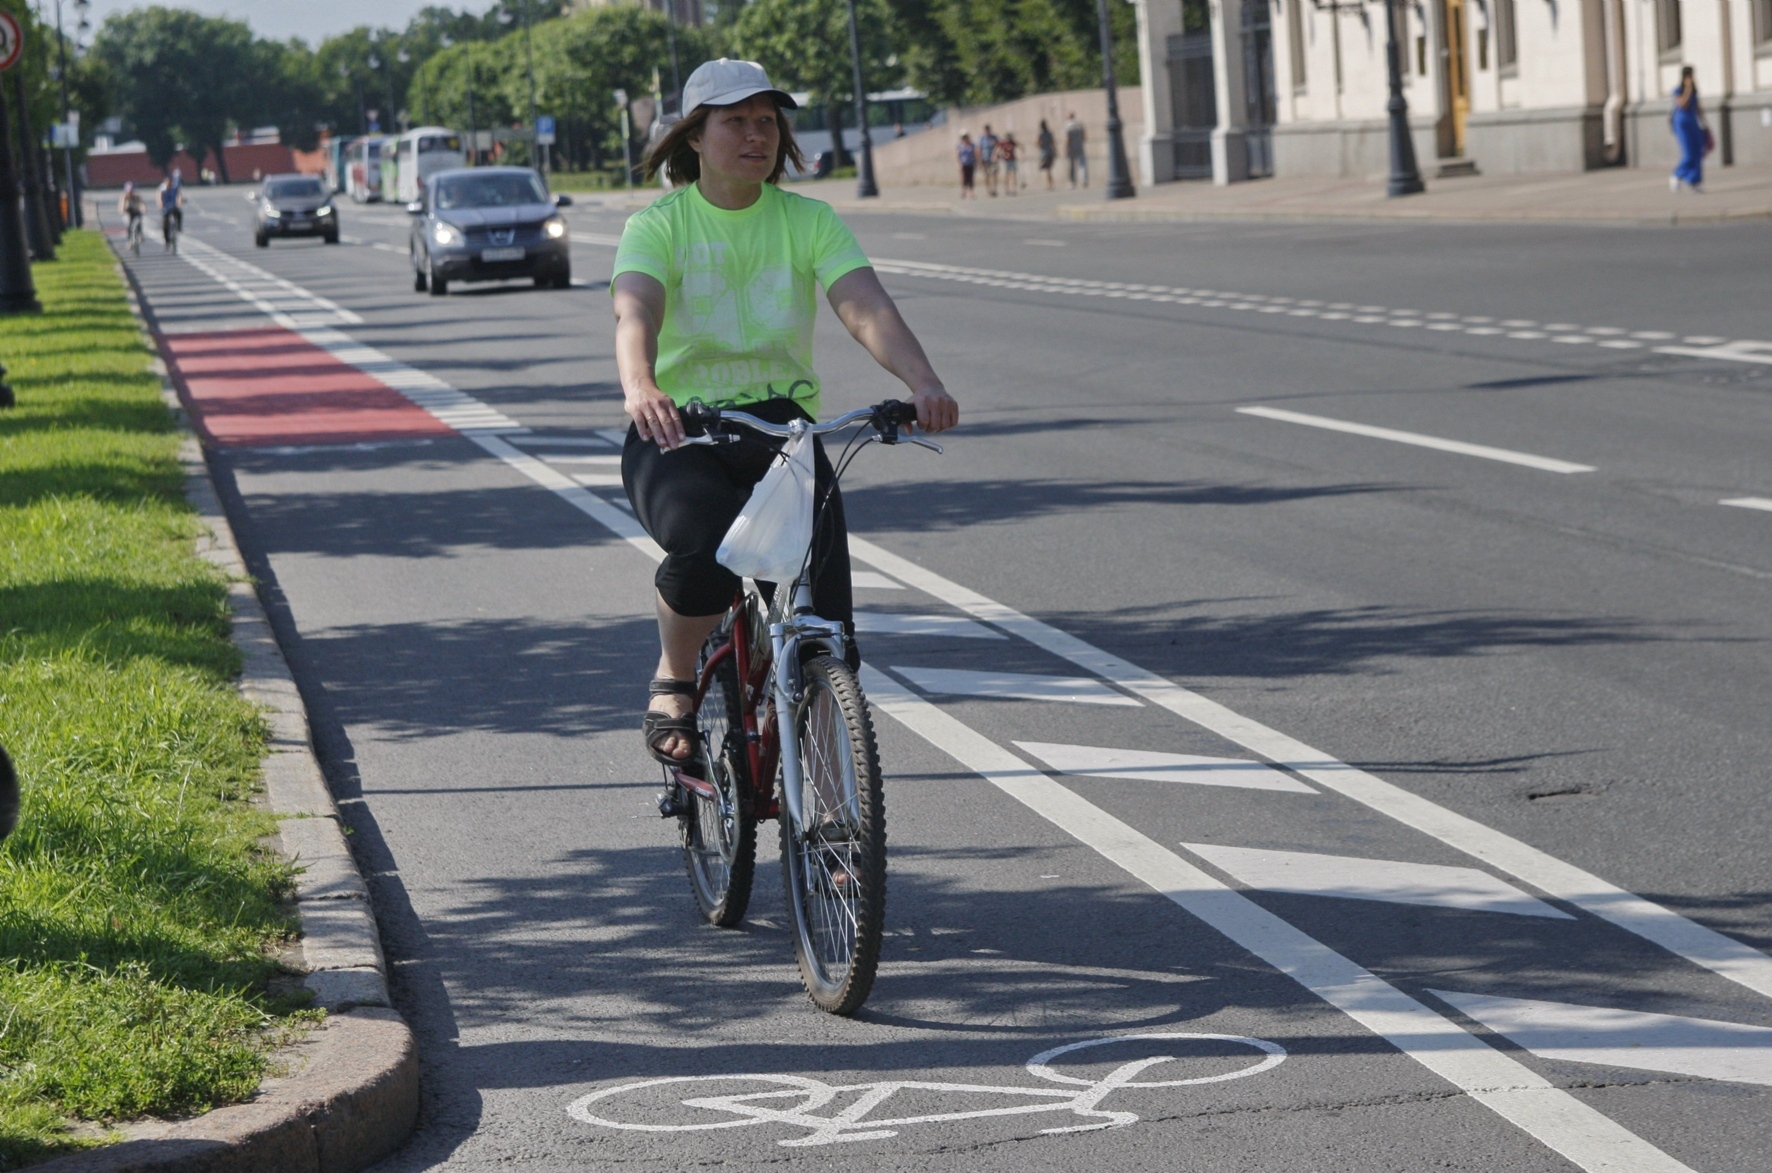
[892, 667, 1141, 707]
[854, 612, 1006, 640]
[1183, 843, 1572, 919]
[1015, 741, 1313, 794]
[1434, 991, 1772, 1086]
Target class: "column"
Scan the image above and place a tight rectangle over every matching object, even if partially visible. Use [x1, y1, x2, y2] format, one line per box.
[1210, 0, 1252, 183]
[1135, 0, 1184, 184]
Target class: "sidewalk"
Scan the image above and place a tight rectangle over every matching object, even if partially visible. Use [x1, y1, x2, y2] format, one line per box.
[572, 163, 1772, 227]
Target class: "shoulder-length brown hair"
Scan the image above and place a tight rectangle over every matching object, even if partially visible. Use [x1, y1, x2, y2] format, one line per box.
[644, 98, 805, 187]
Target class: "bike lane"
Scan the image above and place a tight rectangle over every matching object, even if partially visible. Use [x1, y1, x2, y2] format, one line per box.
[115, 205, 1770, 1171]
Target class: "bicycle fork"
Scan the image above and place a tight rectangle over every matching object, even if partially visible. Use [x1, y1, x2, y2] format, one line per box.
[770, 583, 849, 833]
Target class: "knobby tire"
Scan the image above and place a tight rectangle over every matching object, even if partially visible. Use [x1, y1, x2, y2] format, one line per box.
[781, 656, 885, 1016]
[682, 632, 756, 927]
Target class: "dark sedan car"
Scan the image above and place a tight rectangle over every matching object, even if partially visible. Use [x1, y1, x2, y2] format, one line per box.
[408, 167, 571, 296]
[251, 174, 338, 246]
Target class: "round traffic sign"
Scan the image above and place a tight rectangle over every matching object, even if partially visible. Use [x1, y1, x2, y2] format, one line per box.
[0, 13, 22, 73]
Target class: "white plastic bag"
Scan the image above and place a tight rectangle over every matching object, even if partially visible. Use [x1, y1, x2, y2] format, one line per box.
[716, 427, 815, 583]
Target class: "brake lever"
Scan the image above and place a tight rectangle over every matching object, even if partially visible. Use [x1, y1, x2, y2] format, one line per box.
[678, 432, 738, 446]
[903, 435, 944, 454]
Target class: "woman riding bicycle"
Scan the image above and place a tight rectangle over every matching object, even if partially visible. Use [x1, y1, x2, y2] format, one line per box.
[118, 181, 146, 240]
[612, 58, 957, 768]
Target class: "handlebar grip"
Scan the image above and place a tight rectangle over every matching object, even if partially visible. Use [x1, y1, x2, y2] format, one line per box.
[679, 400, 721, 438]
[878, 399, 920, 427]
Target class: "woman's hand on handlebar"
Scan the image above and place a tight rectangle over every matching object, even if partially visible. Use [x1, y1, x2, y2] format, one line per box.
[626, 384, 686, 450]
[908, 385, 959, 435]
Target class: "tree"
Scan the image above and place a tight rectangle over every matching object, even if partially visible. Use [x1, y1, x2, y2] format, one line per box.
[886, 0, 1139, 108]
[91, 7, 256, 180]
[732, 0, 898, 167]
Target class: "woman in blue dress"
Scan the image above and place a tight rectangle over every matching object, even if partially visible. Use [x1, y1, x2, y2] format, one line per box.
[1670, 66, 1708, 192]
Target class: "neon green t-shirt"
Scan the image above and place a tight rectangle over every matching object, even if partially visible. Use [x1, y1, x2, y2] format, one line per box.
[610, 182, 872, 420]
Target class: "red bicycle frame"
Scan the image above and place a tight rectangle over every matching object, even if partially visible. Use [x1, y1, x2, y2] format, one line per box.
[678, 590, 780, 821]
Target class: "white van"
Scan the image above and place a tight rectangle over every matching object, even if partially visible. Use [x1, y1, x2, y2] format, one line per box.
[346, 136, 385, 203]
[394, 128, 466, 204]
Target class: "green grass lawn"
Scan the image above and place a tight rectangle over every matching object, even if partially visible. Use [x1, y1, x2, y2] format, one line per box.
[0, 232, 309, 1166]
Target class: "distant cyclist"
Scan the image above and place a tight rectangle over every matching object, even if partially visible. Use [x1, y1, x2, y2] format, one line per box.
[118, 181, 145, 244]
[610, 58, 958, 766]
[157, 168, 184, 248]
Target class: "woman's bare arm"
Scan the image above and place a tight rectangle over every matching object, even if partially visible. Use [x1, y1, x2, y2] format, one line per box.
[611, 271, 685, 448]
[827, 267, 959, 433]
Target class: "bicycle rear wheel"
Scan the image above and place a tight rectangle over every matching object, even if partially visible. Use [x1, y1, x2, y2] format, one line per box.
[682, 634, 756, 927]
[780, 655, 885, 1015]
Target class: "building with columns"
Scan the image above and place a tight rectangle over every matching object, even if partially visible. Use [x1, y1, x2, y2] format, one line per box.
[1132, 0, 1772, 184]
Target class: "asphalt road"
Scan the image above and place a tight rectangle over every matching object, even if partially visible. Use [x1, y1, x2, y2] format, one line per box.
[119, 186, 1770, 1171]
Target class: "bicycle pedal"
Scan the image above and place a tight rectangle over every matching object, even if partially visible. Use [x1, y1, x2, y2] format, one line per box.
[655, 788, 690, 819]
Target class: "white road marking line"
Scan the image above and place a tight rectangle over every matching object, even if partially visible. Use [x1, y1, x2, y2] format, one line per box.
[1682, 335, 1726, 345]
[570, 231, 623, 246]
[1656, 339, 1772, 366]
[595, 428, 629, 447]
[1551, 335, 1593, 345]
[1023, 238, 1067, 246]
[1631, 331, 1675, 340]
[892, 667, 1141, 707]
[174, 237, 364, 326]
[1434, 991, 1772, 1087]
[1508, 331, 1547, 340]
[1236, 406, 1596, 474]
[1014, 741, 1314, 794]
[1597, 340, 1643, 349]
[507, 435, 614, 448]
[1720, 497, 1772, 513]
[851, 570, 904, 590]
[843, 536, 1772, 1002]
[538, 454, 621, 465]
[854, 612, 1006, 640]
[1182, 843, 1573, 919]
[861, 669, 1696, 1173]
[570, 473, 624, 487]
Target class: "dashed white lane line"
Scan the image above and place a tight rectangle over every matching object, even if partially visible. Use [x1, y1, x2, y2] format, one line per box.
[844, 536, 1772, 1002]
[508, 435, 616, 448]
[1434, 991, 1772, 1087]
[861, 256, 1753, 362]
[1720, 497, 1772, 513]
[1014, 741, 1313, 794]
[853, 612, 1006, 640]
[1235, 406, 1596, 474]
[861, 668, 1695, 1173]
[1182, 843, 1573, 919]
[892, 666, 1141, 706]
[179, 236, 365, 326]
[537, 454, 621, 465]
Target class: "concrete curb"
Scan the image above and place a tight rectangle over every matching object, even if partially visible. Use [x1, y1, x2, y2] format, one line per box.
[35, 239, 421, 1171]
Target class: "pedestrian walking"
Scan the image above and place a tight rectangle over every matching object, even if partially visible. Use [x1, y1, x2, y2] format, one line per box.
[978, 124, 1000, 196]
[1037, 119, 1057, 190]
[956, 132, 977, 199]
[1669, 66, 1711, 193]
[1064, 112, 1087, 188]
[999, 132, 1020, 195]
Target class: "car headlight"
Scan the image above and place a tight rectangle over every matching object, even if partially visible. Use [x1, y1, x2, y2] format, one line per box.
[317, 204, 334, 216]
[433, 223, 461, 246]
[263, 208, 282, 218]
[543, 216, 566, 239]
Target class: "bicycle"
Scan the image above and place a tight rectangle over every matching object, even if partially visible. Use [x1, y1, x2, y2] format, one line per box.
[126, 213, 144, 256]
[659, 397, 940, 1016]
[162, 209, 180, 254]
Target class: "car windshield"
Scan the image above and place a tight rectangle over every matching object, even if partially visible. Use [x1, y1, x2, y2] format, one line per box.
[267, 178, 324, 199]
[434, 172, 548, 210]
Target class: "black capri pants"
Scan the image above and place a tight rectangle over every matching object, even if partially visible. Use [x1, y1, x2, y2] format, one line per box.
[621, 398, 854, 636]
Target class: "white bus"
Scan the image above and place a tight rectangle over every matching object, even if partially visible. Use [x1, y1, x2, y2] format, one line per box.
[346, 136, 386, 203]
[393, 127, 466, 203]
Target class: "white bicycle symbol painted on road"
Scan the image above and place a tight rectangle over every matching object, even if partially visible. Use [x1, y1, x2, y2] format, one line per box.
[567, 1032, 1286, 1148]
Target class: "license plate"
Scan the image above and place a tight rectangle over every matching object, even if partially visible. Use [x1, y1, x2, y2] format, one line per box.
[287, 217, 309, 227]
[481, 246, 525, 262]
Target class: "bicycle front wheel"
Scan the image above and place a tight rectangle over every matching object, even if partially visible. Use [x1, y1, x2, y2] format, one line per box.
[682, 635, 756, 927]
[780, 655, 885, 1015]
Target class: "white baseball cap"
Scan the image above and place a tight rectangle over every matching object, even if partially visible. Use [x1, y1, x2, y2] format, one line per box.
[681, 58, 797, 118]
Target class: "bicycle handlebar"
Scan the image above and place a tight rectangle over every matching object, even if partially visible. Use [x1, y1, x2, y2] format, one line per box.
[679, 399, 936, 450]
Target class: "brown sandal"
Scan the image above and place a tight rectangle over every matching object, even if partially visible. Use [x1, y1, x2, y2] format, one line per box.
[642, 677, 701, 767]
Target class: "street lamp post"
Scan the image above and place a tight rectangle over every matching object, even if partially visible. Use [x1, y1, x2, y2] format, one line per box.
[843, 0, 877, 198]
[13, 68, 54, 261]
[1381, 0, 1424, 196]
[0, 55, 42, 313]
[1093, 0, 1135, 200]
[52, 0, 82, 225]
